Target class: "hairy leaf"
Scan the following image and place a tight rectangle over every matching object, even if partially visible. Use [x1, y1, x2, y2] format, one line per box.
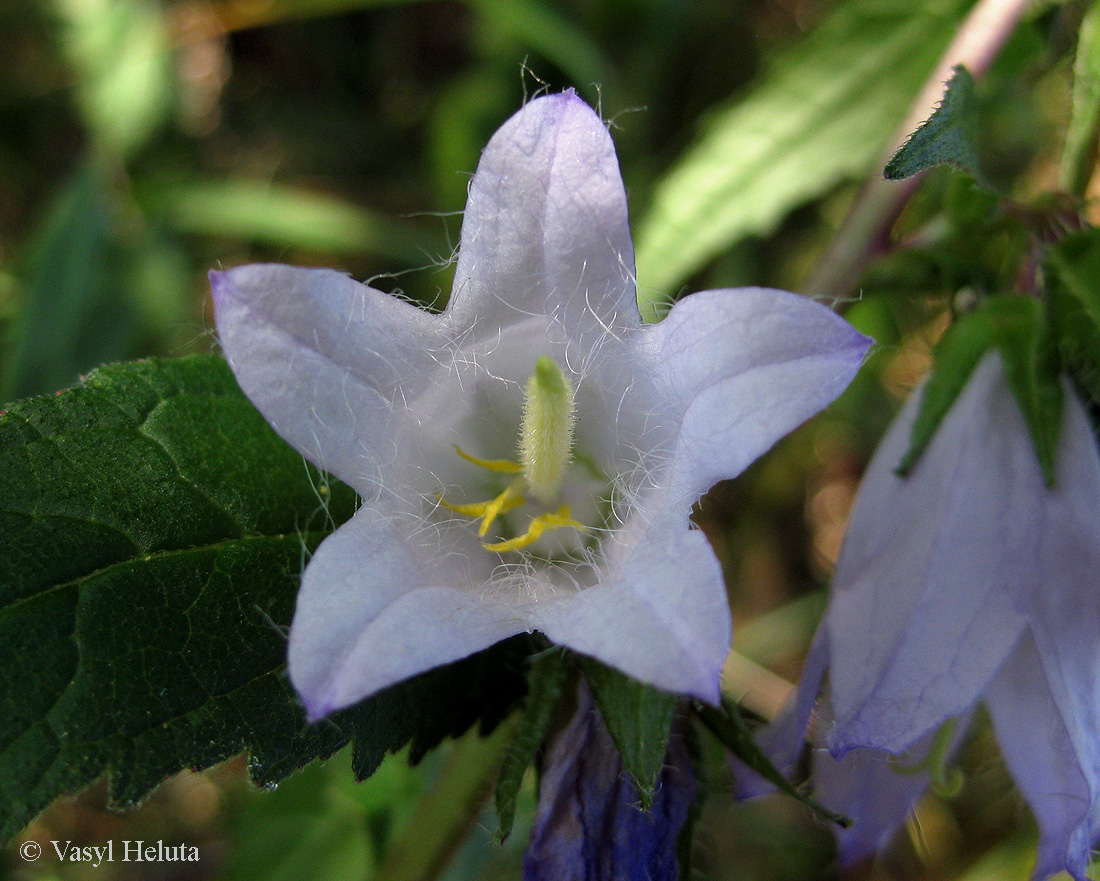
[0, 355, 531, 840]
[494, 648, 570, 842]
[580, 658, 676, 809]
[884, 65, 989, 187]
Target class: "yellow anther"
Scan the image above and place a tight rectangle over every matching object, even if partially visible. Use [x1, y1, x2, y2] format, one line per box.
[454, 446, 523, 474]
[473, 479, 526, 536]
[519, 357, 576, 504]
[438, 494, 524, 519]
[482, 505, 585, 553]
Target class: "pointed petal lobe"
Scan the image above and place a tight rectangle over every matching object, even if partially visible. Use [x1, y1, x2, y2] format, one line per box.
[212, 264, 442, 495]
[450, 91, 639, 343]
[642, 288, 872, 501]
[530, 523, 729, 704]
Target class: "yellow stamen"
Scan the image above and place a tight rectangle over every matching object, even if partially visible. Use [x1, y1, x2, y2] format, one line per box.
[438, 494, 525, 520]
[482, 505, 585, 553]
[454, 446, 523, 474]
[473, 479, 526, 536]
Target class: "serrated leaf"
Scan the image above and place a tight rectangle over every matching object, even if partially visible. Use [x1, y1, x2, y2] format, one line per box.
[0, 355, 532, 841]
[494, 649, 570, 842]
[580, 658, 676, 809]
[634, 0, 970, 317]
[884, 65, 989, 187]
[696, 702, 850, 829]
[1046, 228, 1100, 404]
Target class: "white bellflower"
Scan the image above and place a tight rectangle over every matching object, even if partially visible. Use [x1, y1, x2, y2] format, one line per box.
[211, 91, 871, 719]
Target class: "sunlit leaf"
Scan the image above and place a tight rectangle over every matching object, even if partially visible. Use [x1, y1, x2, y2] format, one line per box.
[634, 0, 970, 318]
[1061, 3, 1100, 196]
[52, 0, 172, 156]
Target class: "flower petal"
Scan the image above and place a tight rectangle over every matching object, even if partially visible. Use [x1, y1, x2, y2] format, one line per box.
[813, 703, 967, 867]
[827, 353, 1028, 753]
[733, 632, 962, 867]
[641, 288, 872, 502]
[449, 91, 639, 348]
[212, 264, 442, 495]
[530, 523, 730, 703]
[288, 502, 515, 719]
[733, 629, 831, 799]
[985, 634, 1100, 881]
[523, 682, 695, 881]
[984, 386, 1100, 881]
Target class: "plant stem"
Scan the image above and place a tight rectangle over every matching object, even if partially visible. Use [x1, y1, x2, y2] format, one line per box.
[804, 0, 1035, 305]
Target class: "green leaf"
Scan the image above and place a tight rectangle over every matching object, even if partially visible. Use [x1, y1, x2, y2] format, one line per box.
[53, 0, 172, 156]
[696, 702, 850, 829]
[0, 355, 532, 841]
[899, 296, 1063, 484]
[580, 658, 676, 809]
[3, 167, 138, 402]
[472, 0, 610, 91]
[494, 649, 570, 842]
[989, 297, 1063, 487]
[634, 0, 970, 317]
[1047, 228, 1100, 404]
[143, 179, 447, 267]
[227, 754, 375, 881]
[1061, 3, 1100, 197]
[884, 65, 989, 187]
[897, 301, 997, 474]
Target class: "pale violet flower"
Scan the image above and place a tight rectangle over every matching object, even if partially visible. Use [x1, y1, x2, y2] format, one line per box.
[753, 352, 1100, 880]
[211, 91, 871, 719]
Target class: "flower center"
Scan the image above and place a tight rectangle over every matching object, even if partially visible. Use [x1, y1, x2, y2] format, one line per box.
[440, 356, 588, 554]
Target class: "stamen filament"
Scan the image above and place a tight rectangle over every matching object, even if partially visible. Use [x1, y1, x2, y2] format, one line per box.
[482, 505, 585, 553]
[454, 446, 523, 474]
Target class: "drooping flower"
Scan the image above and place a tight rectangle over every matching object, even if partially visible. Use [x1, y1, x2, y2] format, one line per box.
[751, 351, 1100, 879]
[210, 90, 871, 720]
[523, 681, 695, 881]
